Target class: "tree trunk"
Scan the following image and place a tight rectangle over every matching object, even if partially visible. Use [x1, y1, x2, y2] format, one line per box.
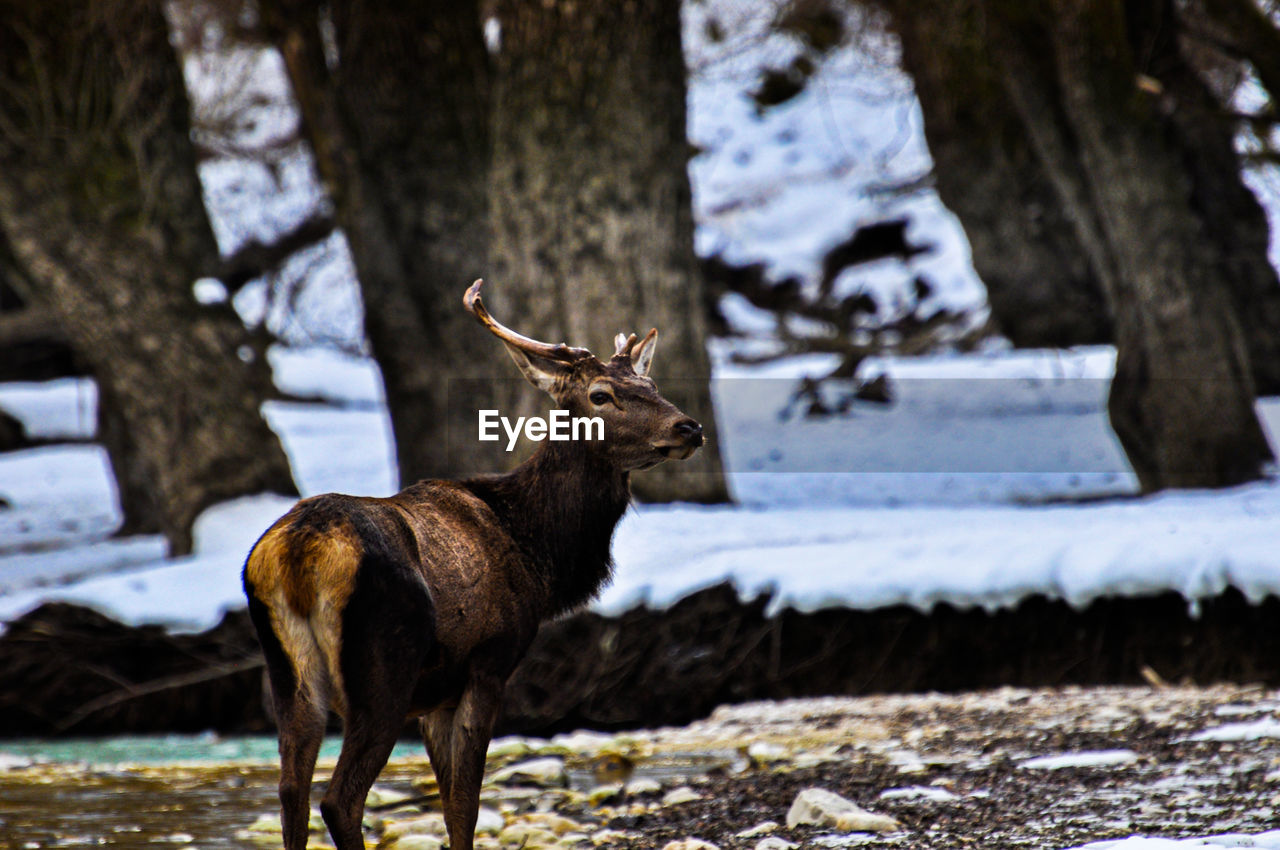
[0, 0, 297, 552]
[883, 0, 1280, 394]
[0, 247, 82, 383]
[881, 0, 1273, 490]
[1134, 0, 1280, 396]
[262, 0, 501, 486]
[886, 5, 1113, 349]
[1005, 0, 1271, 489]
[490, 0, 729, 503]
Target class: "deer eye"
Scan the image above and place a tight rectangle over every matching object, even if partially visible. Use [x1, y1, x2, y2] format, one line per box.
[589, 390, 611, 406]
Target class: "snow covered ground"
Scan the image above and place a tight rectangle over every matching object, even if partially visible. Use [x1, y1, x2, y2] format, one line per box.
[2, 343, 1279, 633]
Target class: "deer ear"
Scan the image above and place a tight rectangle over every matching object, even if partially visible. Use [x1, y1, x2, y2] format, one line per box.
[501, 344, 574, 394]
[631, 328, 658, 377]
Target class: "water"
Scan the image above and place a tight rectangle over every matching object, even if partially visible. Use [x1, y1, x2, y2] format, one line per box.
[0, 735, 422, 767]
[0, 736, 426, 849]
[0, 736, 730, 848]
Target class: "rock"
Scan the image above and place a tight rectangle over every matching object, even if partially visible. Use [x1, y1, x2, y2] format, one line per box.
[519, 813, 588, 836]
[591, 829, 641, 845]
[624, 777, 663, 797]
[235, 813, 290, 846]
[367, 785, 413, 809]
[378, 813, 448, 844]
[475, 807, 505, 835]
[591, 752, 636, 785]
[736, 821, 780, 838]
[661, 786, 703, 806]
[661, 840, 720, 850]
[241, 814, 282, 835]
[482, 785, 543, 807]
[490, 757, 569, 788]
[381, 836, 445, 850]
[754, 839, 798, 850]
[550, 731, 616, 755]
[237, 809, 327, 843]
[488, 737, 537, 760]
[499, 823, 558, 847]
[586, 783, 624, 806]
[786, 788, 899, 832]
[878, 785, 960, 803]
[746, 741, 788, 765]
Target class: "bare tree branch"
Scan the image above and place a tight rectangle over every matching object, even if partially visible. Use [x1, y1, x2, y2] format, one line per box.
[54, 656, 264, 733]
[218, 211, 336, 294]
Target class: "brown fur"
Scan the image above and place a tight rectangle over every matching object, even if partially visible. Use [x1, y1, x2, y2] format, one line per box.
[243, 281, 704, 850]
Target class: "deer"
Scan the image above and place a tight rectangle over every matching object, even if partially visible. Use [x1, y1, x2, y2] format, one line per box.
[242, 279, 705, 850]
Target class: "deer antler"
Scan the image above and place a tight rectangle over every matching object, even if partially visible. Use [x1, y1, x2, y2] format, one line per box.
[613, 333, 638, 357]
[464, 279, 592, 362]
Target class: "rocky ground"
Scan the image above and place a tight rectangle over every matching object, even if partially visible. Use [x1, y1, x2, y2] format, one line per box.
[236, 684, 1280, 850]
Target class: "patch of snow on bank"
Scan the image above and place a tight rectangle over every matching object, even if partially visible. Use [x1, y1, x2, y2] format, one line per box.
[1186, 719, 1280, 743]
[267, 345, 384, 406]
[1067, 830, 1280, 849]
[0, 495, 295, 633]
[4, 346, 1280, 631]
[1019, 750, 1138, 770]
[0, 379, 96, 441]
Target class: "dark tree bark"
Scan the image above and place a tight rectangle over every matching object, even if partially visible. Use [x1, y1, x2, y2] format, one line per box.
[884, 0, 1280, 392]
[0, 0, 297, 552]
[261, 0, 501, 485]
[0, 242, 81, 382]
[490, 0, 729, 503]
[879, 0, 1274, 490]
[882, 4, 1113, 349]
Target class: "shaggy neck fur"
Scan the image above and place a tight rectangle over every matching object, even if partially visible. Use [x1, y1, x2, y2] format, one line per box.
[464, 440, 631, 616]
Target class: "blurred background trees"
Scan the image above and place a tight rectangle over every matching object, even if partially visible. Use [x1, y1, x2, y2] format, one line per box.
[3, 0, 1280, 550]
[0, 0, 296, 553]
[488, 0, 728, 502]
[257, 0, 498, 486]
[866, 0, 1279, 489]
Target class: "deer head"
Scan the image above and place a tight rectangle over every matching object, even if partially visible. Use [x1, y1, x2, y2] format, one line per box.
[464, 279, 703, 471]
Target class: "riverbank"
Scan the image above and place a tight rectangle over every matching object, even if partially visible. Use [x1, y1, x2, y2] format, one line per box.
[7, 586, 1280, 738]
[5, 684, 1280, 849]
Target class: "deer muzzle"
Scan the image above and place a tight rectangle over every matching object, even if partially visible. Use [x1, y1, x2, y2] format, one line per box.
[655, 418, 704, 460]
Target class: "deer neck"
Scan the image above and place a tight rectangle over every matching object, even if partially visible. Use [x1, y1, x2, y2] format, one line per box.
[465, 440, 631, 617]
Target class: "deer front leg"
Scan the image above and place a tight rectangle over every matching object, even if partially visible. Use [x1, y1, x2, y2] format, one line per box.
[441, 677, 503, 850]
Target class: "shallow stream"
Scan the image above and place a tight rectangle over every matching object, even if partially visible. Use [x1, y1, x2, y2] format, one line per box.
[0, 736, 419, 849]
[0, 736, 727, 849]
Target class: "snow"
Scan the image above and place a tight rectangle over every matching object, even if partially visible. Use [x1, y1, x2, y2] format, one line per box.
[3, 346, 1279, 633]
[1018, 750, 1139, 771]
[1068, 831, 1280, 849]
[0, 379, 96, 441]
[1186, 719, 1280, 743]
[2, 3, 1280, 638]
[1, 10, 1280, 850]
[878, 786, 959, 803]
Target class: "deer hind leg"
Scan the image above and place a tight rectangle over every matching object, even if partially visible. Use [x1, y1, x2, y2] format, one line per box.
[421, 707, 456, 812]
[320, 553, 431, 849]
[276, 694, 326, 850]
[441, 678, 503, 850]
[247, 594, 327, 850]
[320, 701, 409, 849]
